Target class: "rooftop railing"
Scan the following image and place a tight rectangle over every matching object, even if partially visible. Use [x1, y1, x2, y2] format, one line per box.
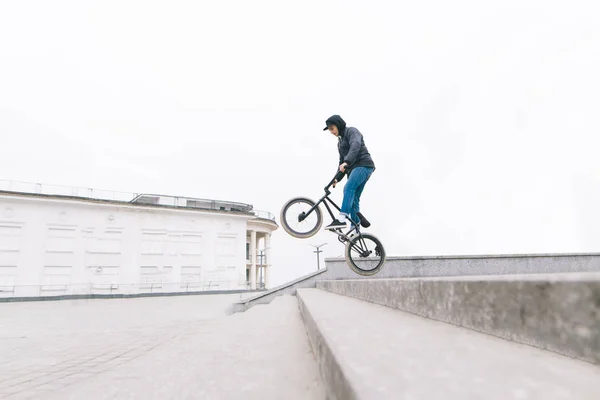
[0, 179, 276, 222]
[252, 210, 276, 221]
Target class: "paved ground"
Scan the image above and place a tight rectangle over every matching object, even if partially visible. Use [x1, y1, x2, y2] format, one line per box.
[0, 294, 325, 399]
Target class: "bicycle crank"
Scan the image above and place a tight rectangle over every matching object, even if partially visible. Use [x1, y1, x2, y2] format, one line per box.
[360, 249, 373, 258]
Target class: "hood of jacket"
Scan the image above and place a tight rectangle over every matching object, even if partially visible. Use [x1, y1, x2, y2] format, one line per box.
[323, 114, 347, 136]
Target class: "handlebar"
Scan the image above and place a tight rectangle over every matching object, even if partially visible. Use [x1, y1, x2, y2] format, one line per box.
[324, 170, 346, 193]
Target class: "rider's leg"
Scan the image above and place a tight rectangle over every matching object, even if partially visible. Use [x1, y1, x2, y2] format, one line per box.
[326, 167, 372, 230]
[350, 167, 373, 226]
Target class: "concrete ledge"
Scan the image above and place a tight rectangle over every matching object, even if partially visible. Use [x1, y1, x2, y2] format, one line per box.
[229, 269, 327, 313]
[324, 252, 600, 279]
[297, 288, 600, 399]
[296, 289, 357, 400]
[317, 272, 600, 365]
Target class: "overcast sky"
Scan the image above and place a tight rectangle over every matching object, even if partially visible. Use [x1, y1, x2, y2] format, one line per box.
[1, 0, 599, 286]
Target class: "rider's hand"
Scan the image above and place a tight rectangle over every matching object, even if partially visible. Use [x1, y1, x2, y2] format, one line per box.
[339, 163, 348, 173]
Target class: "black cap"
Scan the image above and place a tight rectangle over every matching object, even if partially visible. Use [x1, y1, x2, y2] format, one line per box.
[323, 114, 346, 131]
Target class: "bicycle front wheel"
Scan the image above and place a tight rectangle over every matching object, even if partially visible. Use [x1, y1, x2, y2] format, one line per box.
[280, 197, 323, 238]
[345, 233, 386, 276]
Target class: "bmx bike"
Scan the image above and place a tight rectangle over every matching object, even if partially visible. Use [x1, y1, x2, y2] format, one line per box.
[280, 171, 386, 276]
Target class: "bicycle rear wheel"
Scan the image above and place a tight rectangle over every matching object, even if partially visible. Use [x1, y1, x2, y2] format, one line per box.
[280, 197, 323, 238]
[345, 233, 386, 276]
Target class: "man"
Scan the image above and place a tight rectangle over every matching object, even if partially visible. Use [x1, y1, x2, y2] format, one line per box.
[322, 114, 375, 230]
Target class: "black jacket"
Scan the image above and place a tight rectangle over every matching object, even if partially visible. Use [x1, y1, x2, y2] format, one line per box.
[325, 115, 375, 180]
[338, 127, 375, 172]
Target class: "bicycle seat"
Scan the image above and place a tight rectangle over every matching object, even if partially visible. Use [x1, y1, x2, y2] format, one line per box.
[358, 212, 371, 228]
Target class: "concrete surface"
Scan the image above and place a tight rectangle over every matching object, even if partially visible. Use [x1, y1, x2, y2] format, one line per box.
[0, 294, 325, 399]
[297, 288, 600, 400]
[316, 273, 600, 365]
[233, 252, 600, 313]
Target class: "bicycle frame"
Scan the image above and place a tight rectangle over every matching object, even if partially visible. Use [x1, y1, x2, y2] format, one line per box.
[298, 172, 361, 237]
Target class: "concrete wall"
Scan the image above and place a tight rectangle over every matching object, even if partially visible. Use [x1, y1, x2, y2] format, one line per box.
[231, 252, 600, 312]
[0, 193, 253, 297]
[324, 253, 600, 279]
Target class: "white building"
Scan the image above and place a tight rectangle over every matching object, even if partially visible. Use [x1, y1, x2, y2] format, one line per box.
[0, 180, 278, 298]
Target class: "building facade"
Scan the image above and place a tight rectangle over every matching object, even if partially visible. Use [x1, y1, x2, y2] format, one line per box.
[0, 181, 277, 298]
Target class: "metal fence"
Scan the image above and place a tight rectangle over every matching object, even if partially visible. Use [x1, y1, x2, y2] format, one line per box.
[0, 280, 257, 299]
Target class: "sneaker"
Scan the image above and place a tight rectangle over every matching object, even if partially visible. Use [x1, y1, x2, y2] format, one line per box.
[324, 219, 347, 230]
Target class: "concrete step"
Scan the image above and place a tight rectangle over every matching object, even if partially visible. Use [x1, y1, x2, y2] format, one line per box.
[297, 288, 600, 400]
[316, 273, 600, 365]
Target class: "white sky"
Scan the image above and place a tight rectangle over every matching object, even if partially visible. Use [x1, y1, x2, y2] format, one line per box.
[1, 0, 599, 286]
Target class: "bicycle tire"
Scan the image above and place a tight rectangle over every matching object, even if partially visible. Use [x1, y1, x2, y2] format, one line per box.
[280, 197, 323, 238]
[344, 233, 386, 276]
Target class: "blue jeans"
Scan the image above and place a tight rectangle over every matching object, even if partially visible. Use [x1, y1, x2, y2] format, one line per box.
[340, 166, 374, 225]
